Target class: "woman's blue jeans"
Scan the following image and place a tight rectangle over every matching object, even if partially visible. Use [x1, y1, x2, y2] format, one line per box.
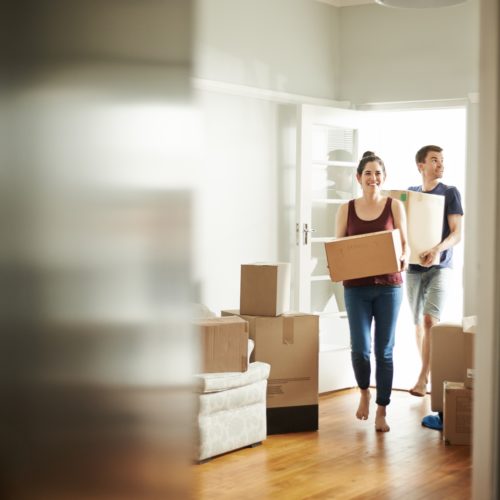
[344, 285, 403, 407]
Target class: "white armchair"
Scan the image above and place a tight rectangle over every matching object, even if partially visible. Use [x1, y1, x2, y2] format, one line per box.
[194, 361, 270, 463]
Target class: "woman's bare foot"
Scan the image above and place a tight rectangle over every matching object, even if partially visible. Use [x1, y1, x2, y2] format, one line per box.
[375, 405, 390, 432]
[356, 389, 371, 420]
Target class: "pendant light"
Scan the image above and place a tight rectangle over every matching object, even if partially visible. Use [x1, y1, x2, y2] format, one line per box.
[375, 0, 467, 8]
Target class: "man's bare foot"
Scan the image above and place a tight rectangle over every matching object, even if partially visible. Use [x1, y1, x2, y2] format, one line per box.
[356, 389, 371, 420]
[409, 379, 427, 397]
[375, 405, 390, 432]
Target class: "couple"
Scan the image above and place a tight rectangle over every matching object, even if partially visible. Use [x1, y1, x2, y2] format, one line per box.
[336, 146, 463, 432]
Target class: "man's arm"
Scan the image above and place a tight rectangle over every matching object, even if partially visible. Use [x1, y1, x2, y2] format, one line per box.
[419, 214, 462, 267]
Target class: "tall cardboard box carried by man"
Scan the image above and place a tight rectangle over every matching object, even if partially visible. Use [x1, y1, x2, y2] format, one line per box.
[222, 309, 319, 434]
[324, 229, 402, 282]
[384, 189, 444, 266]
[240, 263, 291, 316]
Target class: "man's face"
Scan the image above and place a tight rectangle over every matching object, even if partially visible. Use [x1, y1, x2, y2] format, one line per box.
[418, 150, 444, 181]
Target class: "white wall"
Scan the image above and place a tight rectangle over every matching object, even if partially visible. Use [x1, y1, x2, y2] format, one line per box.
[338, 1, 479, 104]
[194, 0, 341, 312]
[195, 91, 278, 310]
[196, 0, 340, 99]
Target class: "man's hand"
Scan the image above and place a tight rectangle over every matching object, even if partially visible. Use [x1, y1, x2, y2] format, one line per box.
[419, 247, 439, 267]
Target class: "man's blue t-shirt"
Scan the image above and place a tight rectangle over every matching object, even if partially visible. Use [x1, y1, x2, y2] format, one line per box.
[408, 182, 464, 272]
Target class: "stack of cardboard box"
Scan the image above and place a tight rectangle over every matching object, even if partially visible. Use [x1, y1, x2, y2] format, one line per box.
[222, 263, 320, 434]
[431, 316, 476, 445]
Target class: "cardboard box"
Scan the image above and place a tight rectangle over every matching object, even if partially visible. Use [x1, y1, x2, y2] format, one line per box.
[240, 263, 291, 317]
[430, 322, 474, 412]
[194, 316, 248, 373]
[443, 381, 472, 445]
[324, 229, 402, 282]
[222, 309, 319, 433]
[385, 189, 444, 265]
[463, 318, 476, 389]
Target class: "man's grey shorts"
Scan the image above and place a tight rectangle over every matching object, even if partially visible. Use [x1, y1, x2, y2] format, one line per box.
[406, 267, 452, 325]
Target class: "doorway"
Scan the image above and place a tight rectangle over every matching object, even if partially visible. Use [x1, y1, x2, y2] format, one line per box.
[295, 104, 467, 391]
[363, 106, 467, 389]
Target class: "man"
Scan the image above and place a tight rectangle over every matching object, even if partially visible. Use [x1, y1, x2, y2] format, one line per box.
[406, 146, 463, 425]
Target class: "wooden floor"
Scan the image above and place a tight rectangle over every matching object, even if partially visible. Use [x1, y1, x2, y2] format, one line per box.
[194, 389, 471, 499]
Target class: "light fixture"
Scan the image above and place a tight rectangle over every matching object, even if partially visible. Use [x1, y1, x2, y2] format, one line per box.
[375, 0, 467, 8]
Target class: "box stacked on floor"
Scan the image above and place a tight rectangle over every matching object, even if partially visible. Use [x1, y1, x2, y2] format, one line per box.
[223, 262, 319, 434]
[430, 316, 476, 445]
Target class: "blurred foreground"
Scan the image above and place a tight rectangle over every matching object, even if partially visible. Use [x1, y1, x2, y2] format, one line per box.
[1, 1, 196, 498]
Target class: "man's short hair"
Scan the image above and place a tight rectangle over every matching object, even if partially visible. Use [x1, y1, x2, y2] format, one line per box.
[415, 145, 443, 165]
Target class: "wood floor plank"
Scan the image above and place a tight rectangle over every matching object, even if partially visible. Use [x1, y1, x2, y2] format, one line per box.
[194, 389, 471, 499]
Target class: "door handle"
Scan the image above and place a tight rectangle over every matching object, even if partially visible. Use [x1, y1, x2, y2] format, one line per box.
[303, 223, 315, 245]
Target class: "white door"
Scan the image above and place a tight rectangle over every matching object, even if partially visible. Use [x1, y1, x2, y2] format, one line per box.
[295, 104, 366, 392]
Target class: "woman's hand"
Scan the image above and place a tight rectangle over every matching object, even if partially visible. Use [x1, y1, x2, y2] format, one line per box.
[400, 250, 410, 272]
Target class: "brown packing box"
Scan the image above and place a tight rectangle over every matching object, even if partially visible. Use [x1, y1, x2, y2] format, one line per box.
[324, 229, 402, 282]
[430, 323, 474, 412]
[222, 309, 319, 433]
[240, 263, 291, 316]
[462, 316, 477, 389]
[222, 309, 318, 407]
[194, 316, 248, 373]
[443, 381, 472, 445]
[384, 189, 444, 266]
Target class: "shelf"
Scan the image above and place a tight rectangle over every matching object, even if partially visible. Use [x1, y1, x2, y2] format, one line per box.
[312, 198, 347, 205]
[312, 160, 357, 168]
[311, 236, 337, 243]
[320, 343, 350, 353]
[314, 311, 348, 319]
[310, 275, 331, 282]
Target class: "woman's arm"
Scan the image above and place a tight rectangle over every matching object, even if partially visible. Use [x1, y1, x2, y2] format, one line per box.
[335, 202, 349, 238]
[391, 198, 409, 271]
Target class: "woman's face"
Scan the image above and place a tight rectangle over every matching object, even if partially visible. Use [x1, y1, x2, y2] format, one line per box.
[357, 160, 386, 192]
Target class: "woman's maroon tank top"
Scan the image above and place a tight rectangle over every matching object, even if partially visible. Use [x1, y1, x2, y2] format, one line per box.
[343, 196, 402, 287]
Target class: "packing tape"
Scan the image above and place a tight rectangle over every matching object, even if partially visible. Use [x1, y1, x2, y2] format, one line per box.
[283, 317, 294, 345]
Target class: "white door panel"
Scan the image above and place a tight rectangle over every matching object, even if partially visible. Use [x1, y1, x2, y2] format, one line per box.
[295, 104, 366, 392]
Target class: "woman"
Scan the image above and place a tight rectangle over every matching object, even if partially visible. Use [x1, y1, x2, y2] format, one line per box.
[336, 151, 409, 432]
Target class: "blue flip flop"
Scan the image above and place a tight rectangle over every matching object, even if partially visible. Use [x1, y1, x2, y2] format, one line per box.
[422, 413, 443, 431]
